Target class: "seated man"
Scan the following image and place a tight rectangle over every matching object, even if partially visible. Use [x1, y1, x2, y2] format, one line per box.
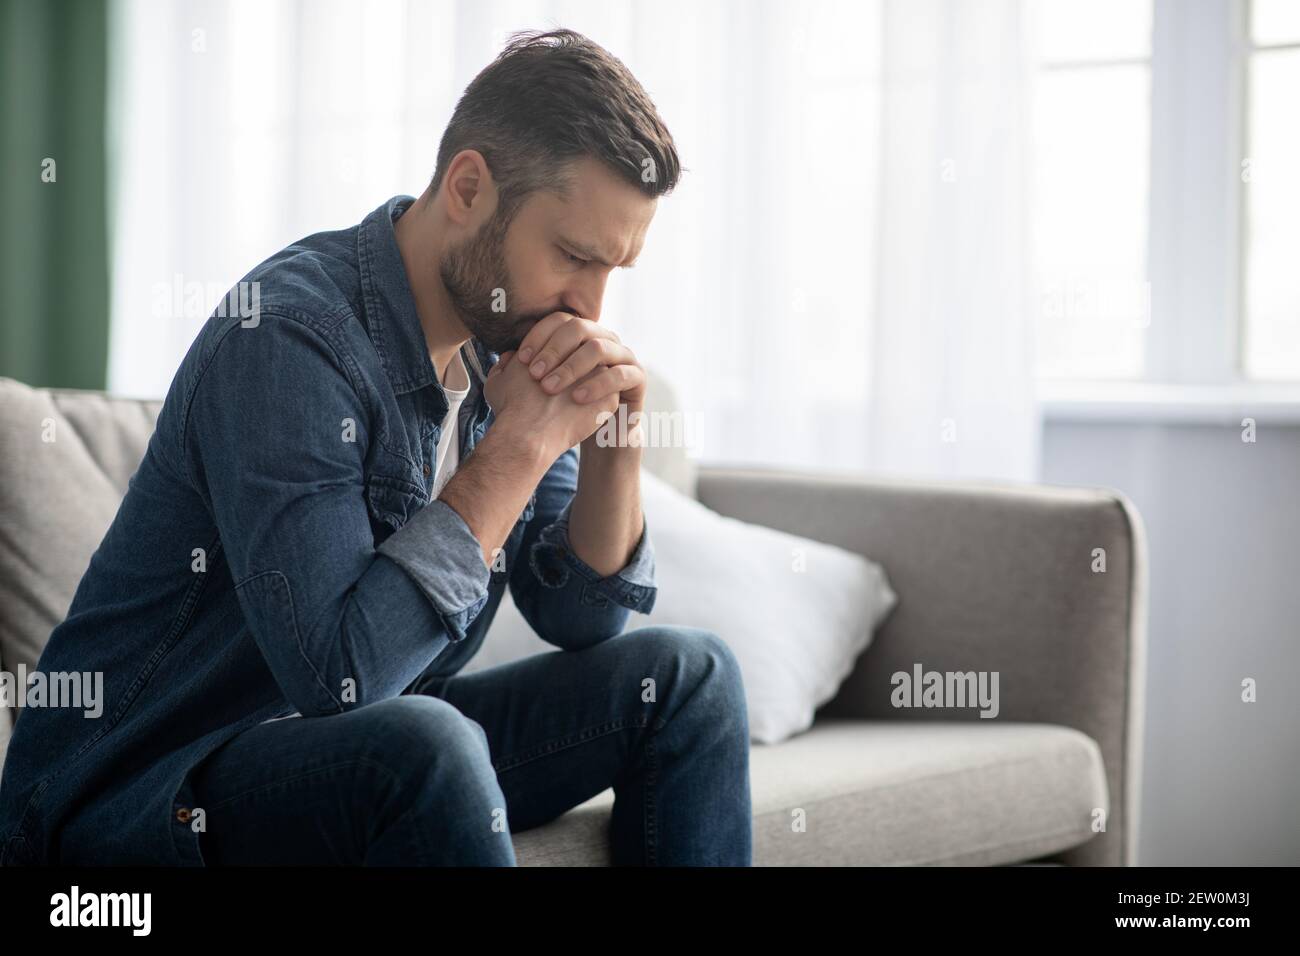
[0, 28, 751, 867]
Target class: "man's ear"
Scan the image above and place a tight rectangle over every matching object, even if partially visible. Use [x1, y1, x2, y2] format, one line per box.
[442, 150, 495, 225]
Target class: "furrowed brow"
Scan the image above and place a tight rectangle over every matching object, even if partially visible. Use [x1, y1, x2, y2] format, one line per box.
[562, 236, 637, 269]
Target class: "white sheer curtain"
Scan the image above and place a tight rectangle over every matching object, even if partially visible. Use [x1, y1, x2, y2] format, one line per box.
[867, 0, 1041, 481]
[108, 0, 1040, 482]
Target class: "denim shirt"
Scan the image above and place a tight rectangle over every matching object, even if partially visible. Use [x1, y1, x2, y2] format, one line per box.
[0, 195, 656, 866]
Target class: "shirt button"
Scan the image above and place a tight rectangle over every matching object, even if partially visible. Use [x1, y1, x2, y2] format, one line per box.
[423, 463, 431, 477]
[176, 807, 192, 824]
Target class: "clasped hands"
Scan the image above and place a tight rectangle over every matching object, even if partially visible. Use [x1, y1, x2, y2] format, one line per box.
[483, 312, 646, 457]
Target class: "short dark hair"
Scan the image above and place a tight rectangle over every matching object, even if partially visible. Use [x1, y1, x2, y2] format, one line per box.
[430, 28, 682, 224]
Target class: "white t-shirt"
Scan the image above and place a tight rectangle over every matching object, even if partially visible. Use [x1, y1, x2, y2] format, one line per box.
[431, 349, 472, 499]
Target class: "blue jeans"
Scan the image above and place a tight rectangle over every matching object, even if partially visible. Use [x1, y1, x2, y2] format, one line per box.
[187, 626, 752, 865]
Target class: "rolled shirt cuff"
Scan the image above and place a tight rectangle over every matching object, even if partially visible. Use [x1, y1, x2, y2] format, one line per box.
[376, 498, 491, 642]
[528, 498, 657, 614]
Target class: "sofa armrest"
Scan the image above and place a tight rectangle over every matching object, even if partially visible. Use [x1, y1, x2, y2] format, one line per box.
[695, 465, 1148, 867]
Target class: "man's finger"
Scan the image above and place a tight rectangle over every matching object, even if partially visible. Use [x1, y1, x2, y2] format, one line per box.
[515, 312, 576, 366]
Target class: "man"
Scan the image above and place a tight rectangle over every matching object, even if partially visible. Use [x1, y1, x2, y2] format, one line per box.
[0, 28, 751, 866]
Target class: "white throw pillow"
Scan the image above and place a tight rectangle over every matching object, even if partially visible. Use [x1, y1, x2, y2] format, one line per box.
[472, 468, 899, 745]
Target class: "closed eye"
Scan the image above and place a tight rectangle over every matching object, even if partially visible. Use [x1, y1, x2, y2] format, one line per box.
[559, 246, 588, 266]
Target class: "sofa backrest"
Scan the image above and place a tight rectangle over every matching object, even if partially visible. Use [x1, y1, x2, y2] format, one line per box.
[0, 378, 164, 776]
[0, 368, 691, 775]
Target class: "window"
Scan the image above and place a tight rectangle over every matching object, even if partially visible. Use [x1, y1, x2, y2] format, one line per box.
[1030, 0, 1154, 381]
[1242, 0, 1300, 380]
[1034, 0, 1300, 394]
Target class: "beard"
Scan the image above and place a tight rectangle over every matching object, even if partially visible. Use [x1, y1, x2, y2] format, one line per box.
[439, 207, 550, 354]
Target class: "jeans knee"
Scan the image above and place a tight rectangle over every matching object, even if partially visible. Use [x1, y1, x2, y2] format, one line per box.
[630, 625, 748, 724]
[345, 698, 510, 862]
[693, 630, 748, 721]
[358, 695, 493, 781]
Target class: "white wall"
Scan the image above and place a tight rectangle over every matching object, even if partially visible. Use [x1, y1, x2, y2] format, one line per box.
[1042, 417, 1300, 865]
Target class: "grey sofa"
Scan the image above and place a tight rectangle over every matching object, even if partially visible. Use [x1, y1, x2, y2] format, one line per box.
[0, 372, 1147, 866]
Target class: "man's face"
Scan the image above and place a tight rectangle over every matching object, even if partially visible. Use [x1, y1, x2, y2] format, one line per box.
[440, 155, 657, 354]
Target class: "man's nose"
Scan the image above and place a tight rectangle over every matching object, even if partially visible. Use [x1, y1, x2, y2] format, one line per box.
[565, 273, 609, 323]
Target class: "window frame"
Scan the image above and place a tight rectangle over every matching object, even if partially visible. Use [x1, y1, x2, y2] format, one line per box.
[1238, 0, 1300, 382]
[1042, 0, 1300, 420]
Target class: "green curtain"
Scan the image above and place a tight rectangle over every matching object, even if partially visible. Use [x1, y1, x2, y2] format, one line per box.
[0, 0, 110, 390]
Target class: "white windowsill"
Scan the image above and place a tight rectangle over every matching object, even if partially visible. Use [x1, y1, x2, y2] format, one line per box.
[1039, 381, 1300, 425]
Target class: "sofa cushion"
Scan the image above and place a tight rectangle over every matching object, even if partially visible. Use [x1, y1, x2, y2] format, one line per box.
[512, 719, 1107, 865]
[0, 378, 161, 682]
